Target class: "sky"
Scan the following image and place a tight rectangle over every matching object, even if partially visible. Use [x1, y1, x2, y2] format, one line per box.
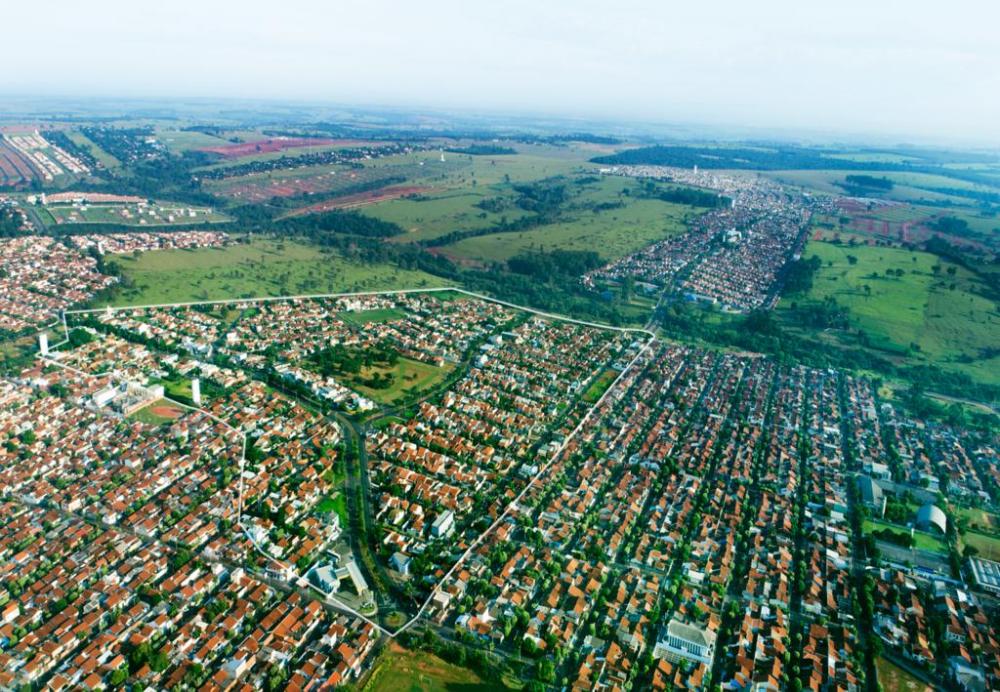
[5, 0, 1000, 144]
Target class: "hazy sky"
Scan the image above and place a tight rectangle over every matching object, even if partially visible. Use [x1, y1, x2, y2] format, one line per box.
[5, 1, 1000, 143]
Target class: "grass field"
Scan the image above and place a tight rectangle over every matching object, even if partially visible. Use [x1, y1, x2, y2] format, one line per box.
[64, 130, 122, 170]
[442, 196, 692, 263]
[315, 493, 348, 526]
[962, 531, 1000, 561]
[38, 202, 229, 227]
[863, 519, 948, 554]
[875, 656, 932, 692]
[777, 240, 1000, 385]
[760, 169, 992, 205]
[363, 642, 509, 692]
[130, 399, 185, 426]
[582, 368, 618, 403]
[338, 308, 407, 326]
[104, 238, 449, 306]
[350, 356, 453, 405]
[373, 189, 533, 243]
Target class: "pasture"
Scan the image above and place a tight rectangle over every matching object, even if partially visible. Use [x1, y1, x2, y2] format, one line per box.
[104, 238, 448, 306]
[441, 196, 692, 263]
[779, 240, 1000, 384]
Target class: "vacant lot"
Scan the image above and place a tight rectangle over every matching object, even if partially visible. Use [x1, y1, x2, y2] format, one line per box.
[106, 238, 448, 306]
[363, 642, 508, 692]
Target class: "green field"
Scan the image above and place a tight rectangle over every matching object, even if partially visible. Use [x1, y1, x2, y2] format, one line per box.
[760, 168, 994, 205]
[962, 530, 1000, 561]
[338, 308, 407, 326]
[104, 238, 449, 306]
[351, 356, 453, 405]
[875, 656, 932, 692]
[373, 189, 533, 243]
[315, 493, 348, 525]
[363, 643, 509, 692]
[582, 368, 618, 403]
[64, 130, 122, 170]
[38, 203, 229, 227]
[442, 197, 691, 263]
[129, 399, 185, 426]
[778, 240, 1000, 385]
[863, 519, 947, 554]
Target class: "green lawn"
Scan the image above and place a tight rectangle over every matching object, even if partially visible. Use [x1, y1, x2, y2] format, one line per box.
[778, 240, 1000, 385]
[582, 368, 618, 403]
[363, 643, 509, 692]
[64, 130, 122, 170]
[338, 308, 407, 326]
[350, 356, 453, 405]
[103, 238, 449, 306]
[863, 519, 947, 554]
[129, 399, 185, 426]
[875, 656, 932, 692]
[962, 531, 1000, 561]
[40, 202, 229, 227]
[315, 493, 348, 526]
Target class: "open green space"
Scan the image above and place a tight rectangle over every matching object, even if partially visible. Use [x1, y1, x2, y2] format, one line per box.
[954, 506, 999, 533]
[875, 656, 932, 692]
[352, 356, 453, 405]
[363, 643, 509, 692]
[442, 197, 690, 263]
[962, 530, 1000, 561]
[315, 493, 348, 526]
[38, 203, 229, 227]
[862, 519, 947, 554]
[103, 238, 449, 306]
[582, 367, 618, 403]
[338, 308, 407, 326]
[373, 189, 533, 243]
[777, 240, 1000, 385]
[64, 130, 122, 170]
[129, 399, 185, 426]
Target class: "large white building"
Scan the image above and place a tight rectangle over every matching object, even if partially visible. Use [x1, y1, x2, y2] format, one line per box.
[431, 509, 455, 538]
[653, 619, 717, 666]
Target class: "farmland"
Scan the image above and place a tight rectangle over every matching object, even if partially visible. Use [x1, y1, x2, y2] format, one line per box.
[103, 237, 449, 306]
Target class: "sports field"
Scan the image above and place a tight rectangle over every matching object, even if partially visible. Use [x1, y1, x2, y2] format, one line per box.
[363, 643, 509, 692]
[130, 399, 186, 425]
[105, 238, 448, 306]
[338, 308, 407, 325]
[779, 240, 1000, 384]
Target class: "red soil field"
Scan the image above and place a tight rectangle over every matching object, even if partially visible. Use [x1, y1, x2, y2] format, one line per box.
[150, 405, 184, 420]
[198, 138, 374, 158]
[281, 185, 431, 218]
